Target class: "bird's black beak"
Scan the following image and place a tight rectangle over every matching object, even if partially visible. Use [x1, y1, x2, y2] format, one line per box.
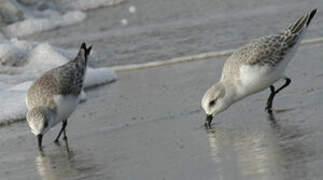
[205, 114, 213, 128]
[37, 134, 43, 151]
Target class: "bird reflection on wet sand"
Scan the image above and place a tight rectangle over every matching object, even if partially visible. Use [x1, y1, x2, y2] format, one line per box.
[205, 114, 317, 180]
[35, 147, 101, 180]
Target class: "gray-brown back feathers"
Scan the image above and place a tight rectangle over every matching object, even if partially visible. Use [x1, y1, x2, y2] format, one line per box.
[228, 9, 317, 67]
[27, 43, 92, 110]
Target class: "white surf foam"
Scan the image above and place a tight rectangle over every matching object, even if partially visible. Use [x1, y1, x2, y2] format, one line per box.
[1, 0, 124, 38]
[67, 0, 125, 11]
[5, 10, 86, 38]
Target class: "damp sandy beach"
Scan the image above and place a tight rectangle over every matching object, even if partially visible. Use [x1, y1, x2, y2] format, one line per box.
[2, 42, 323, 179]
[1, 0, 323, 180]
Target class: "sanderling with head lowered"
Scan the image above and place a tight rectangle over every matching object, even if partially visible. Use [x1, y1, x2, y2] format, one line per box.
[26, 42, 92, 151]
[201, 9, 317, 128]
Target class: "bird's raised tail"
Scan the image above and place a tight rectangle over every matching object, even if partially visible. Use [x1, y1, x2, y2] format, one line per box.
[80, 42, 92, 58]
[75, 42, 92, 65]
[288, 9, 317, 34]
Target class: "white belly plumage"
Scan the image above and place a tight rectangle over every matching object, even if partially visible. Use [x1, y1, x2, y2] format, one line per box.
[52, 94, 81, 127]
[239, 64, 284, 96]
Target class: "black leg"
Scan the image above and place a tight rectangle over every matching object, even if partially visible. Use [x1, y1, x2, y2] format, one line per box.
[265, 85, 276, 115]
[54, 120, 67, 143]
[37, 134, 43, 152]
[64, 135, 71, 153]
[274, 78, 291, 94]
[63, 128, 67, 141]
[265, 78, 291, 114]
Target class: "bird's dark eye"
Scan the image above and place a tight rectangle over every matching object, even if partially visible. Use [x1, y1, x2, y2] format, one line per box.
[209, 99, 216, 107]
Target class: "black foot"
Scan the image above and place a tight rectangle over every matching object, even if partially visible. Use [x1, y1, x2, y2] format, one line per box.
[265, 78, 291, 115]
[64, 137, 71, 153]
[205, 115, 213, 129]
[204, 121, 211, 129]
[265, 106, 273, 115]
[54, 139, 60, 146]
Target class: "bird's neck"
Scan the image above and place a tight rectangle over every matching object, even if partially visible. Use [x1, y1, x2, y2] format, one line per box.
[221, 80, 242, 104]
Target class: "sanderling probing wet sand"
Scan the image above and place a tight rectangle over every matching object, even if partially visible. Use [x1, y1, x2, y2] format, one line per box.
[26, 42, 92, 151]
[201, 9, 317, 128]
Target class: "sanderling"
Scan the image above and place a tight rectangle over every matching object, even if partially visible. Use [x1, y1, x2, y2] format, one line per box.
[201, 9, 317, 128]
[26, 43, 92, 151]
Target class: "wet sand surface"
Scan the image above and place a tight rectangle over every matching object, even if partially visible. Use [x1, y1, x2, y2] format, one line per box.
[1, 43, 323, 180]
[22, 0, 323, 66]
